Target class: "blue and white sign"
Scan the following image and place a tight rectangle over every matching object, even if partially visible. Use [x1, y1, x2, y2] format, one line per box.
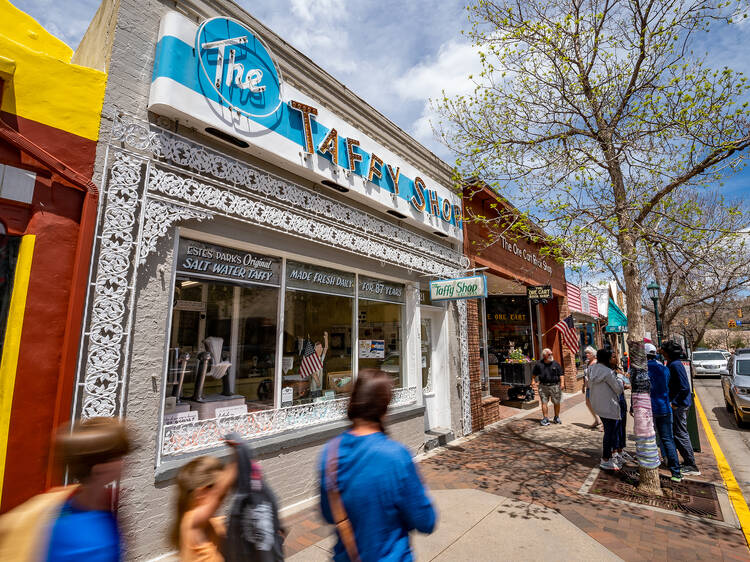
[149, 11, 463, 241]
[196, 17, 283, 119]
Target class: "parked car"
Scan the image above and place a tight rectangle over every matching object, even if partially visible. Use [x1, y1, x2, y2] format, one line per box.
[692, 350, 728, 377]
[722, 351, 750, 427]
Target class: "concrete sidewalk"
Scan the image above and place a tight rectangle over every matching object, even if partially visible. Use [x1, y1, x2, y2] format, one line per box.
[283, 394, 750, 561]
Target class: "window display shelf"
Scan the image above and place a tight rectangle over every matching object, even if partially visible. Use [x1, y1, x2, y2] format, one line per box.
[160, 385, 418, 456]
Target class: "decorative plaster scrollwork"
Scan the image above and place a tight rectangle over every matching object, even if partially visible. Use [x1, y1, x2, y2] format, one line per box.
[110, 111, 465, 270]
[139, 199, 213, 264]
[161, 386, 418, 456]
[81, 152, 144, 418]
[457, 300, 472, 435]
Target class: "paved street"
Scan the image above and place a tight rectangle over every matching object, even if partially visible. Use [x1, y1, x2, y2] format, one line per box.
[694, 377, 750, 504]
[283, 394, 750, 561]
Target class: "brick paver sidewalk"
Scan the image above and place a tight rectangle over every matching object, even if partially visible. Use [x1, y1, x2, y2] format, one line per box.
[282, 395, 750, 561]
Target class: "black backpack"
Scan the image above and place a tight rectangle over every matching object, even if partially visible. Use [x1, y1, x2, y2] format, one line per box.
[223, 436, 285, 562]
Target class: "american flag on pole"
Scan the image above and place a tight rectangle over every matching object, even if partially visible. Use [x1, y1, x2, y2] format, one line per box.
[299, 338, 322, 378]
[553, 315, 580, 354]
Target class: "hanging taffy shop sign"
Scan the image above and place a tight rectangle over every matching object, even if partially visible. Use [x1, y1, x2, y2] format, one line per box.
[430, 275, 487, 301]
[149, 12, 462, 241]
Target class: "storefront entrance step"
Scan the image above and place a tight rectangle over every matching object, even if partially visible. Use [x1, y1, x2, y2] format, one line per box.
[425, 428, 455, 451]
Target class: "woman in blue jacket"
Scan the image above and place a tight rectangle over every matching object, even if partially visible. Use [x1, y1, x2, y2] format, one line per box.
[319, 369, 436, 561]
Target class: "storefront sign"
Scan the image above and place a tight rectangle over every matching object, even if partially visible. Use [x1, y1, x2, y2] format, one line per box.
[177, 239, 281, 286]
[527, 285, 552, 305]
[174, 300, 206, 312]
[430, 275, 487, 301]
[281, 386, 294, 407]
[149, 12, 462, 241]
[286, 261, 355, 296]
[359, 276, 405, 304]
[500, 236, 553, 274]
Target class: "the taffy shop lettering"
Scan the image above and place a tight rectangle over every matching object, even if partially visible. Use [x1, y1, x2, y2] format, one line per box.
[433, 279, 481, 298]
[201, 36, 266, 93]
[289, 101, 461, 227]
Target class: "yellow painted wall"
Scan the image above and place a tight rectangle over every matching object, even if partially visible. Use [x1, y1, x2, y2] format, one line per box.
[0, 0, 107, 141]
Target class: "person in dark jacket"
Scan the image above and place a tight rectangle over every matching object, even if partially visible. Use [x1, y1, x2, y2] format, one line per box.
[646, 343, 681, 481]
[532, 348, 564, 426]
[661, 341, 700, 476]
[319, 369, 436, 562]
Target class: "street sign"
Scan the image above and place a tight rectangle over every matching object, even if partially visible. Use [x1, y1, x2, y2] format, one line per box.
[430, 275, 487, 301]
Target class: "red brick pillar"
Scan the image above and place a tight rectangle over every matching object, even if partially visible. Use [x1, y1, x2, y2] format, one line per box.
[466, 299, 484, 432]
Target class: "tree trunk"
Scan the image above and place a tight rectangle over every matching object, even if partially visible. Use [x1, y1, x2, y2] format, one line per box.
[620, 234, 663, 496]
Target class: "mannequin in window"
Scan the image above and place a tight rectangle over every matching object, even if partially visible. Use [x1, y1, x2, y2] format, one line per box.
[310, 332, 329, 399]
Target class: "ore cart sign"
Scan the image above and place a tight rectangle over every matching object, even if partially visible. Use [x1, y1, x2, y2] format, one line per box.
[527, 285, 552, 305]
[430, 275, 487, 301]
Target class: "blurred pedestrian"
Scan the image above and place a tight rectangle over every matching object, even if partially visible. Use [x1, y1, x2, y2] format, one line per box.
[173, 455, 236, 561]
[588, 348, 625, 471]
[319, 369, 436, 562]
[646, 343, 682, 482]
[661, 341, 700, 476]
[532, 348, 564, 426]
[0, 417, 131, 561]
[581, 346, 600, 429]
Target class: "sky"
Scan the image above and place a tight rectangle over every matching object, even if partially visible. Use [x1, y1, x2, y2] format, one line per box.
[14, 0, 750, 202]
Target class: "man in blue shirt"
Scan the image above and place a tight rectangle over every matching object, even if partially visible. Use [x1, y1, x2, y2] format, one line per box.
[646, 343, 681, 481]
[662, 341, 700, 476]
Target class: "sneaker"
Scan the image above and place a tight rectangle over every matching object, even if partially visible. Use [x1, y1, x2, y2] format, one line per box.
[540, 417, 550, 426]
[682, 465, 701, 476]
[620, 451, 635, 463]
[600, 458, 619, 471]
[670, 475, 683, 483]
[612, 453, 623, 469]
[553, 416, 562, 424]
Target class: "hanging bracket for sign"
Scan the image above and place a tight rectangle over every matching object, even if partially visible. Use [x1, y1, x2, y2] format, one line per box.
[527, 285, 553, 305]
[430, 274, 487, 301]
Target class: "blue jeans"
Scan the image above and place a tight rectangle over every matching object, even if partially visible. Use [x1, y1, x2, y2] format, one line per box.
[602, 417, 619, 460]
[672, 406, 696, 467]
[654, 412, 681, 477]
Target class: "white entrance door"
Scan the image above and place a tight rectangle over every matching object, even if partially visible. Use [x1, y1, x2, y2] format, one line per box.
[421, 307, 450, 431]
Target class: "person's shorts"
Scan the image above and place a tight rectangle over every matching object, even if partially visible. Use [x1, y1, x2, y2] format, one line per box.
[538, 384, 562, 405]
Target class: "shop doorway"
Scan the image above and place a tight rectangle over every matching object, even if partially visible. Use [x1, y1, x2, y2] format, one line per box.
[421, 307, 450, 431]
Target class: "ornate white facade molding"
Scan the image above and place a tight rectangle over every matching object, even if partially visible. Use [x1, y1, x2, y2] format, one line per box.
[457, 300, 472, 435]
[161, 386, 418, 456]
[78, 153, 145, 418]
[139, 199, 213, 264]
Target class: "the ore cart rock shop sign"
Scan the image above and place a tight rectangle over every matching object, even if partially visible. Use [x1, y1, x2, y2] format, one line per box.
[430, 275, 487, 301]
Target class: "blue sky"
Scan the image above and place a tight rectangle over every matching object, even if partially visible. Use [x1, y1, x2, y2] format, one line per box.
[13, 0, 750, 199]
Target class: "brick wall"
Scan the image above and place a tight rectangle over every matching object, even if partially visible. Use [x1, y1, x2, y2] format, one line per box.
[481, 396, 500, 425]
[558, 296, 581, 392]
[466, 299, 484, 432]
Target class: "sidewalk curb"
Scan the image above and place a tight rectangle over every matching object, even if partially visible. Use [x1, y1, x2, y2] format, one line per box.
[694, 393, 750, 551]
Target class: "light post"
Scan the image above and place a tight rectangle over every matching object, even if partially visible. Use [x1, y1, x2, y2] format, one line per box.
[646, 281, 663, 349]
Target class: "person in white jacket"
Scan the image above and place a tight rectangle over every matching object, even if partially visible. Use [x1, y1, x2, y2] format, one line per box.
[587, 348, 625, 470]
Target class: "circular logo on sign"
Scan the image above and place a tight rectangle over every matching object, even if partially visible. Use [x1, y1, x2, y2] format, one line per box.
[196, 17, 284, 119]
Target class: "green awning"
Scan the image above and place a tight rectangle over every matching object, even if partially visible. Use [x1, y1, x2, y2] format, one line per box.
[605, 298, 628, 333]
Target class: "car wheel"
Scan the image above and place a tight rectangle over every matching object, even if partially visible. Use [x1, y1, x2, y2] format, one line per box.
[734, 405, 747, 428]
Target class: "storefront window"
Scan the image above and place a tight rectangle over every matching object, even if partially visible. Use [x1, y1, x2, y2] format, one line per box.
[283, 261, 354, 405]
[165, 239, 281, 422]
[486, 296, 534, 365]
[358, 276, 405, 389]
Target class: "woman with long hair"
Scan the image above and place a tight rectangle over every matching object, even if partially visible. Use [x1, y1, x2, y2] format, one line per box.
[587, 349, 625, 471]
[581, 346, 600, 429]
[319, 369, 436, 561]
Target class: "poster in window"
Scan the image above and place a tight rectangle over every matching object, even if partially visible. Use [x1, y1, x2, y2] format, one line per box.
[359, 339, 385, 359]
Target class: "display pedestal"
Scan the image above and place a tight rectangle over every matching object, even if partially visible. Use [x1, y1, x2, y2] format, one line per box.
[164, 396, 190, 414]
[187, 395, 246, 420]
